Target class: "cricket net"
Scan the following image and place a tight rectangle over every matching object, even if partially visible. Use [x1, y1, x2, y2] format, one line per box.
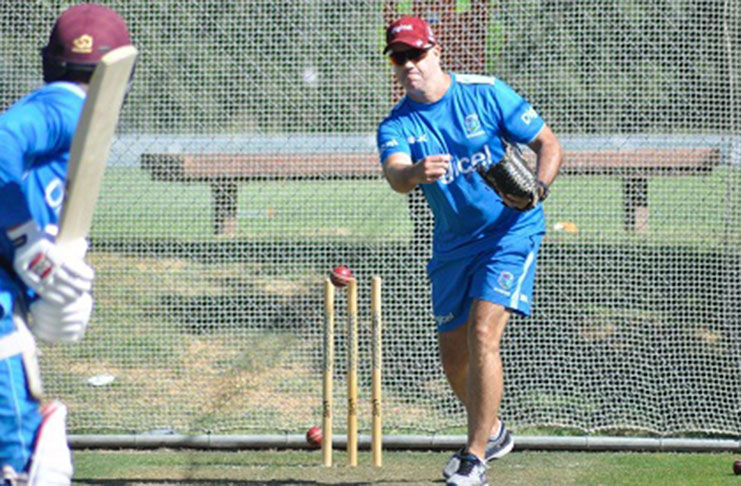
[0, 0, 739, 438]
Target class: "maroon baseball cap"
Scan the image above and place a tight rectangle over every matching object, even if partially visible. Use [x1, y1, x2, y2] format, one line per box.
[384, 16, 436, 54]
[45, 3, 131, 65]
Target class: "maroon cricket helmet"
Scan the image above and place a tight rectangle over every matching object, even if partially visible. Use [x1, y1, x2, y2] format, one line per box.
[383, 16, 436, 54]
[42, 3, 131, 82]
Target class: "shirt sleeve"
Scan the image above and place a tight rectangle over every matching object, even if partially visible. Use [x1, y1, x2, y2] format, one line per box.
[0, 100, 62, 228]
[490, 79, 545, 145]
[376, 119, 410, 165]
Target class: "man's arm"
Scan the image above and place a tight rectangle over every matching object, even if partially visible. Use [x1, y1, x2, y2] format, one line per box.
[528, 125, 563, 193]
[382, 152, 451, 194]
[0, 125, 37, 228]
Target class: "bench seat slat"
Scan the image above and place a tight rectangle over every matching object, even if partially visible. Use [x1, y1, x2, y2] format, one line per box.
[141, 148, 720, 182]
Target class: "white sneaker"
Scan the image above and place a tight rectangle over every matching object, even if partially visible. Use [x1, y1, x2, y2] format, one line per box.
[446, 452, 488, 486]
[443, 420, 513, 479]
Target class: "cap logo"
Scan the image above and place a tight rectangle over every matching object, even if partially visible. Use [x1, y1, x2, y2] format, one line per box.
[391, 24, 414, 34]
[71, 34, 93, 54]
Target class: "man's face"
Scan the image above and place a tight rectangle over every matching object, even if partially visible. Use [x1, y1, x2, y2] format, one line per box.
[389, 44, 439, 92]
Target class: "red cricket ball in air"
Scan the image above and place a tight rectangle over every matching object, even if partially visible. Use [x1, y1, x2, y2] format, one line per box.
[329, 265, 353, 288]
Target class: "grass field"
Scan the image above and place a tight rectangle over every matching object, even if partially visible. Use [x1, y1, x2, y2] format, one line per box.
[72, 449, 741, 485]
[95, 166, 741, 246]
[41, 162, 740, 437]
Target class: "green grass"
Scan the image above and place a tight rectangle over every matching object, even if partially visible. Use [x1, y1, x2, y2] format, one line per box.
[94, 167, 411, 241]
[46, 165, 740, 437]
[544, 167, 741, 248]
[72, 449, 741, 485]
[94, 166, 741, 248]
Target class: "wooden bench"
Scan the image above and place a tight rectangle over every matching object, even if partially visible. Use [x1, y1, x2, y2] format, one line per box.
[141, 148, 720, 236]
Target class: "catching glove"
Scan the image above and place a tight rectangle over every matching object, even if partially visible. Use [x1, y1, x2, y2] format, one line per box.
[477, 142, 549, 211]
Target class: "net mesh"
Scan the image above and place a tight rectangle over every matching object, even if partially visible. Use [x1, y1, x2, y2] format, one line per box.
[1, 0, 739, 437]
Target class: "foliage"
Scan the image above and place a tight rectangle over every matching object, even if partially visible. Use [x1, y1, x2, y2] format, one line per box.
[0, 0, 736, 134]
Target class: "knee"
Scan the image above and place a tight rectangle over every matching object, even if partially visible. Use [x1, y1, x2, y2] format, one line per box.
[468, 323, 501, 354]
[467, 301, 508, 353]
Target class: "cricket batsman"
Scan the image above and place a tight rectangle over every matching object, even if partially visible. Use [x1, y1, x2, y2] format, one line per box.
[0, 4, 132, 484]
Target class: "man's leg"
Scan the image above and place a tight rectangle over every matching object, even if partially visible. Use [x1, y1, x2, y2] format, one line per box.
[0, 354, 41, 476]
[0, 304, 43, 478]
[465, 300, 510, 460]
[438, 323, 468, 404]
[438, 302, 509, 445]
[0, 302, 72, 486]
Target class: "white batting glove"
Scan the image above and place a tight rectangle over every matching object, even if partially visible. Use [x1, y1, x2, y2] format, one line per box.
[30, 292, 93, 344]
[7, 221, 93, 306]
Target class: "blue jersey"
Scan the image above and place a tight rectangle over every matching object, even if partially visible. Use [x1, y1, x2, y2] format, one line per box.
[377, 73, 545, 260]
[0, 82, 85, 315]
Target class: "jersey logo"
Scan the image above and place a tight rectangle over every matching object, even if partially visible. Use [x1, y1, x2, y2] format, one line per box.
[464, 114, 485, 139]
[380, 138, 399, 150]
[440, 144, 494, 184]
[407, 133, 428, 144]
[45, 178, 64, 213]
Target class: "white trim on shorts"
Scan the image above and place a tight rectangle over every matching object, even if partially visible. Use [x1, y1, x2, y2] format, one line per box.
[509, 248, 535, 311]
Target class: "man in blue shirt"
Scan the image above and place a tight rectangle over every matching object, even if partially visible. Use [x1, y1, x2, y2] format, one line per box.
[377, 16, 563, 486]
[0, 4, 132, 485]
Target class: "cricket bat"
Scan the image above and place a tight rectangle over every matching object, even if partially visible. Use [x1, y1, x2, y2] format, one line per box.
[56, 45, 138, 255]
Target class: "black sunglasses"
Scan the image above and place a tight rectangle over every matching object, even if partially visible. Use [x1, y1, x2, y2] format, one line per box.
[389, 47, 431, 66]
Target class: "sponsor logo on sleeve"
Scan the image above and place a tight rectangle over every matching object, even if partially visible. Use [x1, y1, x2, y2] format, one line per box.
[380, 138, 399, 150]
[521, 107, 539, 125]
[407, 133, 428, 144]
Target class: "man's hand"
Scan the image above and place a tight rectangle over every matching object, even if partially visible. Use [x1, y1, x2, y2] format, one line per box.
[30, 292, 93, 343]
[7, 221, 93, 305]
[382, 153, 451, 193]
[412, 154, 451, 184]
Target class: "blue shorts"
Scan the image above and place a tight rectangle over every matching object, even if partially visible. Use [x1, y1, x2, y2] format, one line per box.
[427, 233, 543, 333]
[0, 282, 42, 473]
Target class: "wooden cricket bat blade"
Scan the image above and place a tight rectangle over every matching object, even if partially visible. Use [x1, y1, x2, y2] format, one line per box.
[56, 45, 138, 251]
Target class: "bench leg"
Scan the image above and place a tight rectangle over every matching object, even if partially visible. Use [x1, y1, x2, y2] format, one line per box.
[623, 177, 649, 233]
[211, 182, 238, 236]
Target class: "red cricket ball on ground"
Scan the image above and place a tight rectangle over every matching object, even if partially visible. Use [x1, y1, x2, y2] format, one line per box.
[306, 426, 322, 448]
[329, 265, 353, 288]
[733, 459, 741, 475]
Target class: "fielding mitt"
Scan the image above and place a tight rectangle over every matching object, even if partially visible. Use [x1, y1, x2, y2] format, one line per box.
[477, 142, 547, 211]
